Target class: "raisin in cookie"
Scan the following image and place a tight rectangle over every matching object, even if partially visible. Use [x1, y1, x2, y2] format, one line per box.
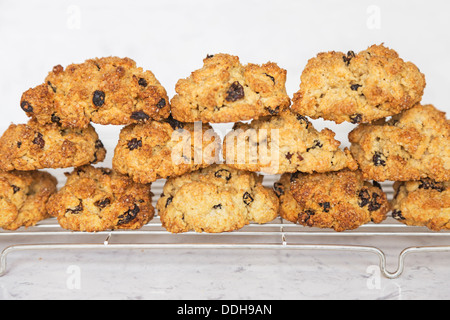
[223, 109, 358, 174]
[0, 170, 57, 230]
[113, 117, 221, 183]
[275, 170, 389, 232]
[46, 166, 154, 232]
[0, 119, 106, 171]
[349, 104, 449, 182]
[21, 57, 170, 128]
[291, 44, 426, 124]
[392, 179, 449, 231]
[170, 54, 291, 123]
[156, 164, 279, 233]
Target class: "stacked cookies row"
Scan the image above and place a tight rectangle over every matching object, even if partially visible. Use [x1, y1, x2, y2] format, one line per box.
[271, 45, 449, 232]
[0, 44, 448, 233]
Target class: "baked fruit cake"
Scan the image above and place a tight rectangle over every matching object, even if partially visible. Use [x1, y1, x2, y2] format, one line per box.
[20, 57, 170, 128]
[156, 164, 279, 233]
[170, 53, 291, 123]
[222, 109, 358, 174]
[349, 104, 449, 182]
[392, 179, 449, 231]
[0, 119, 106, 171]
[46, 165, 154, 232]
[113, 117, 221, 183]
[275, 170, 390, 232]
[291, 44, 426, 124]
[0, 170, 57, 230]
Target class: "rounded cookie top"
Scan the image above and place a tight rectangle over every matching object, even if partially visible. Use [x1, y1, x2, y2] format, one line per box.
[275, 170, 390, 232]
[392, 179, 450, 231]
[0, 170, 57, 230]
[223, 109, 358, 174]
[21, 57, 170, 128]
[0, 119, 106, 171]
[292, 44, 426, 124]
[46, 165, 154, 232]
[156, 164, 280, 233]
[113, 117, 221, 184]
[349, 104, 450, 182]
[170, 54, 291, 123]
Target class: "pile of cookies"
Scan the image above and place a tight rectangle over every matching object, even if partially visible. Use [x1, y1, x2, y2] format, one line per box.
[0, 44, 448, 233]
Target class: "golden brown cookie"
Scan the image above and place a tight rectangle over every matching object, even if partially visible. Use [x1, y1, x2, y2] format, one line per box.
[223, 109, 358, 174]
[392, 179, 450, 231]
[0, 170, 57, 230]
[170, 54, 291, 123]
[46, 165, 154, 232]
[292, 44, 426, 124]
[156, 164, 279, 233]
[275, 170, 389, 232]
[113, 117, 221, 183]
[349, 104, 450, 182]
[21, 57, 170, 128]
[0, 119, 106, 171]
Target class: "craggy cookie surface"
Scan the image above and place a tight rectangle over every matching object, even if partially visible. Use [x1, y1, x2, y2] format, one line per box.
[349, 104, 450, 182]
[113, 118, 221, 183]
[223, 110, 358, 174]
[21, 57, 170, 128]
[171, 54, 291, 123]
[46, 165, 154, 232]
[275, 170, 389, 232]
[0, 170, 57, 230]
[0, 119, 106, 171]
[392, 179, 450, 231]
[156, 164, 279, 233]
[292, 44, 426, 124]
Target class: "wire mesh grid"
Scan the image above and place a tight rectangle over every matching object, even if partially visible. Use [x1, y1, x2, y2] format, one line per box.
[1, 176, 449, 279]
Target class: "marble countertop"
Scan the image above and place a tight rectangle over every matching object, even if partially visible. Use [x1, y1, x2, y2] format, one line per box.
[1, 237, 450, 300]
[2, 197, 450, 300]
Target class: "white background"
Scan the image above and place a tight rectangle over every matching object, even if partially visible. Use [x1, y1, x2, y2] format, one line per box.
[0, 0, 449, 300]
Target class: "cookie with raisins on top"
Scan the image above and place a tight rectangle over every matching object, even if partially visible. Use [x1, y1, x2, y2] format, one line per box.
[275, 170, 389, 232]
[291, 44, 426, 124]
[156, 164, 279, 233]
[46, 165, 154, 232]
[21, 57, 170, 128]
[0, 119, 106, 171]
[349, 104, 449, 182]
[223, 109, 358, 174]
[170, 54, 291, 123]
[392, 179, 449, 231]
[113, 117, 221, 184]
[0, 170, 57, 230]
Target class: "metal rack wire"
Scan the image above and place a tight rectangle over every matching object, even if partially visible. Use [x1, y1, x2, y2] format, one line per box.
[1, 179, 449, 279]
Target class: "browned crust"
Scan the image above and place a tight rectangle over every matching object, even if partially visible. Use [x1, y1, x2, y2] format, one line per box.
[0, 119, 106, 171]
[222, 109, 358, 174]
[349, 104, 450, 182]
[171, 54, 291, 123]
[46, 165, 154, 232]
[276, 170, 390, 232]
[392, 180, 450, 231]
[292, 44, 426, 124]
[20, 57, 170, 128]
[113, 120, 221, 183]
[0, 170, 57, 230]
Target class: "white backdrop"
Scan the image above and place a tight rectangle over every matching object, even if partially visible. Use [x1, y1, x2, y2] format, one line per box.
[0, 0, 449, 166]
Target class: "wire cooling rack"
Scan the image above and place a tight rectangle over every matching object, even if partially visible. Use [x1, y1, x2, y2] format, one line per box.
[1, 177, 449, 279]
